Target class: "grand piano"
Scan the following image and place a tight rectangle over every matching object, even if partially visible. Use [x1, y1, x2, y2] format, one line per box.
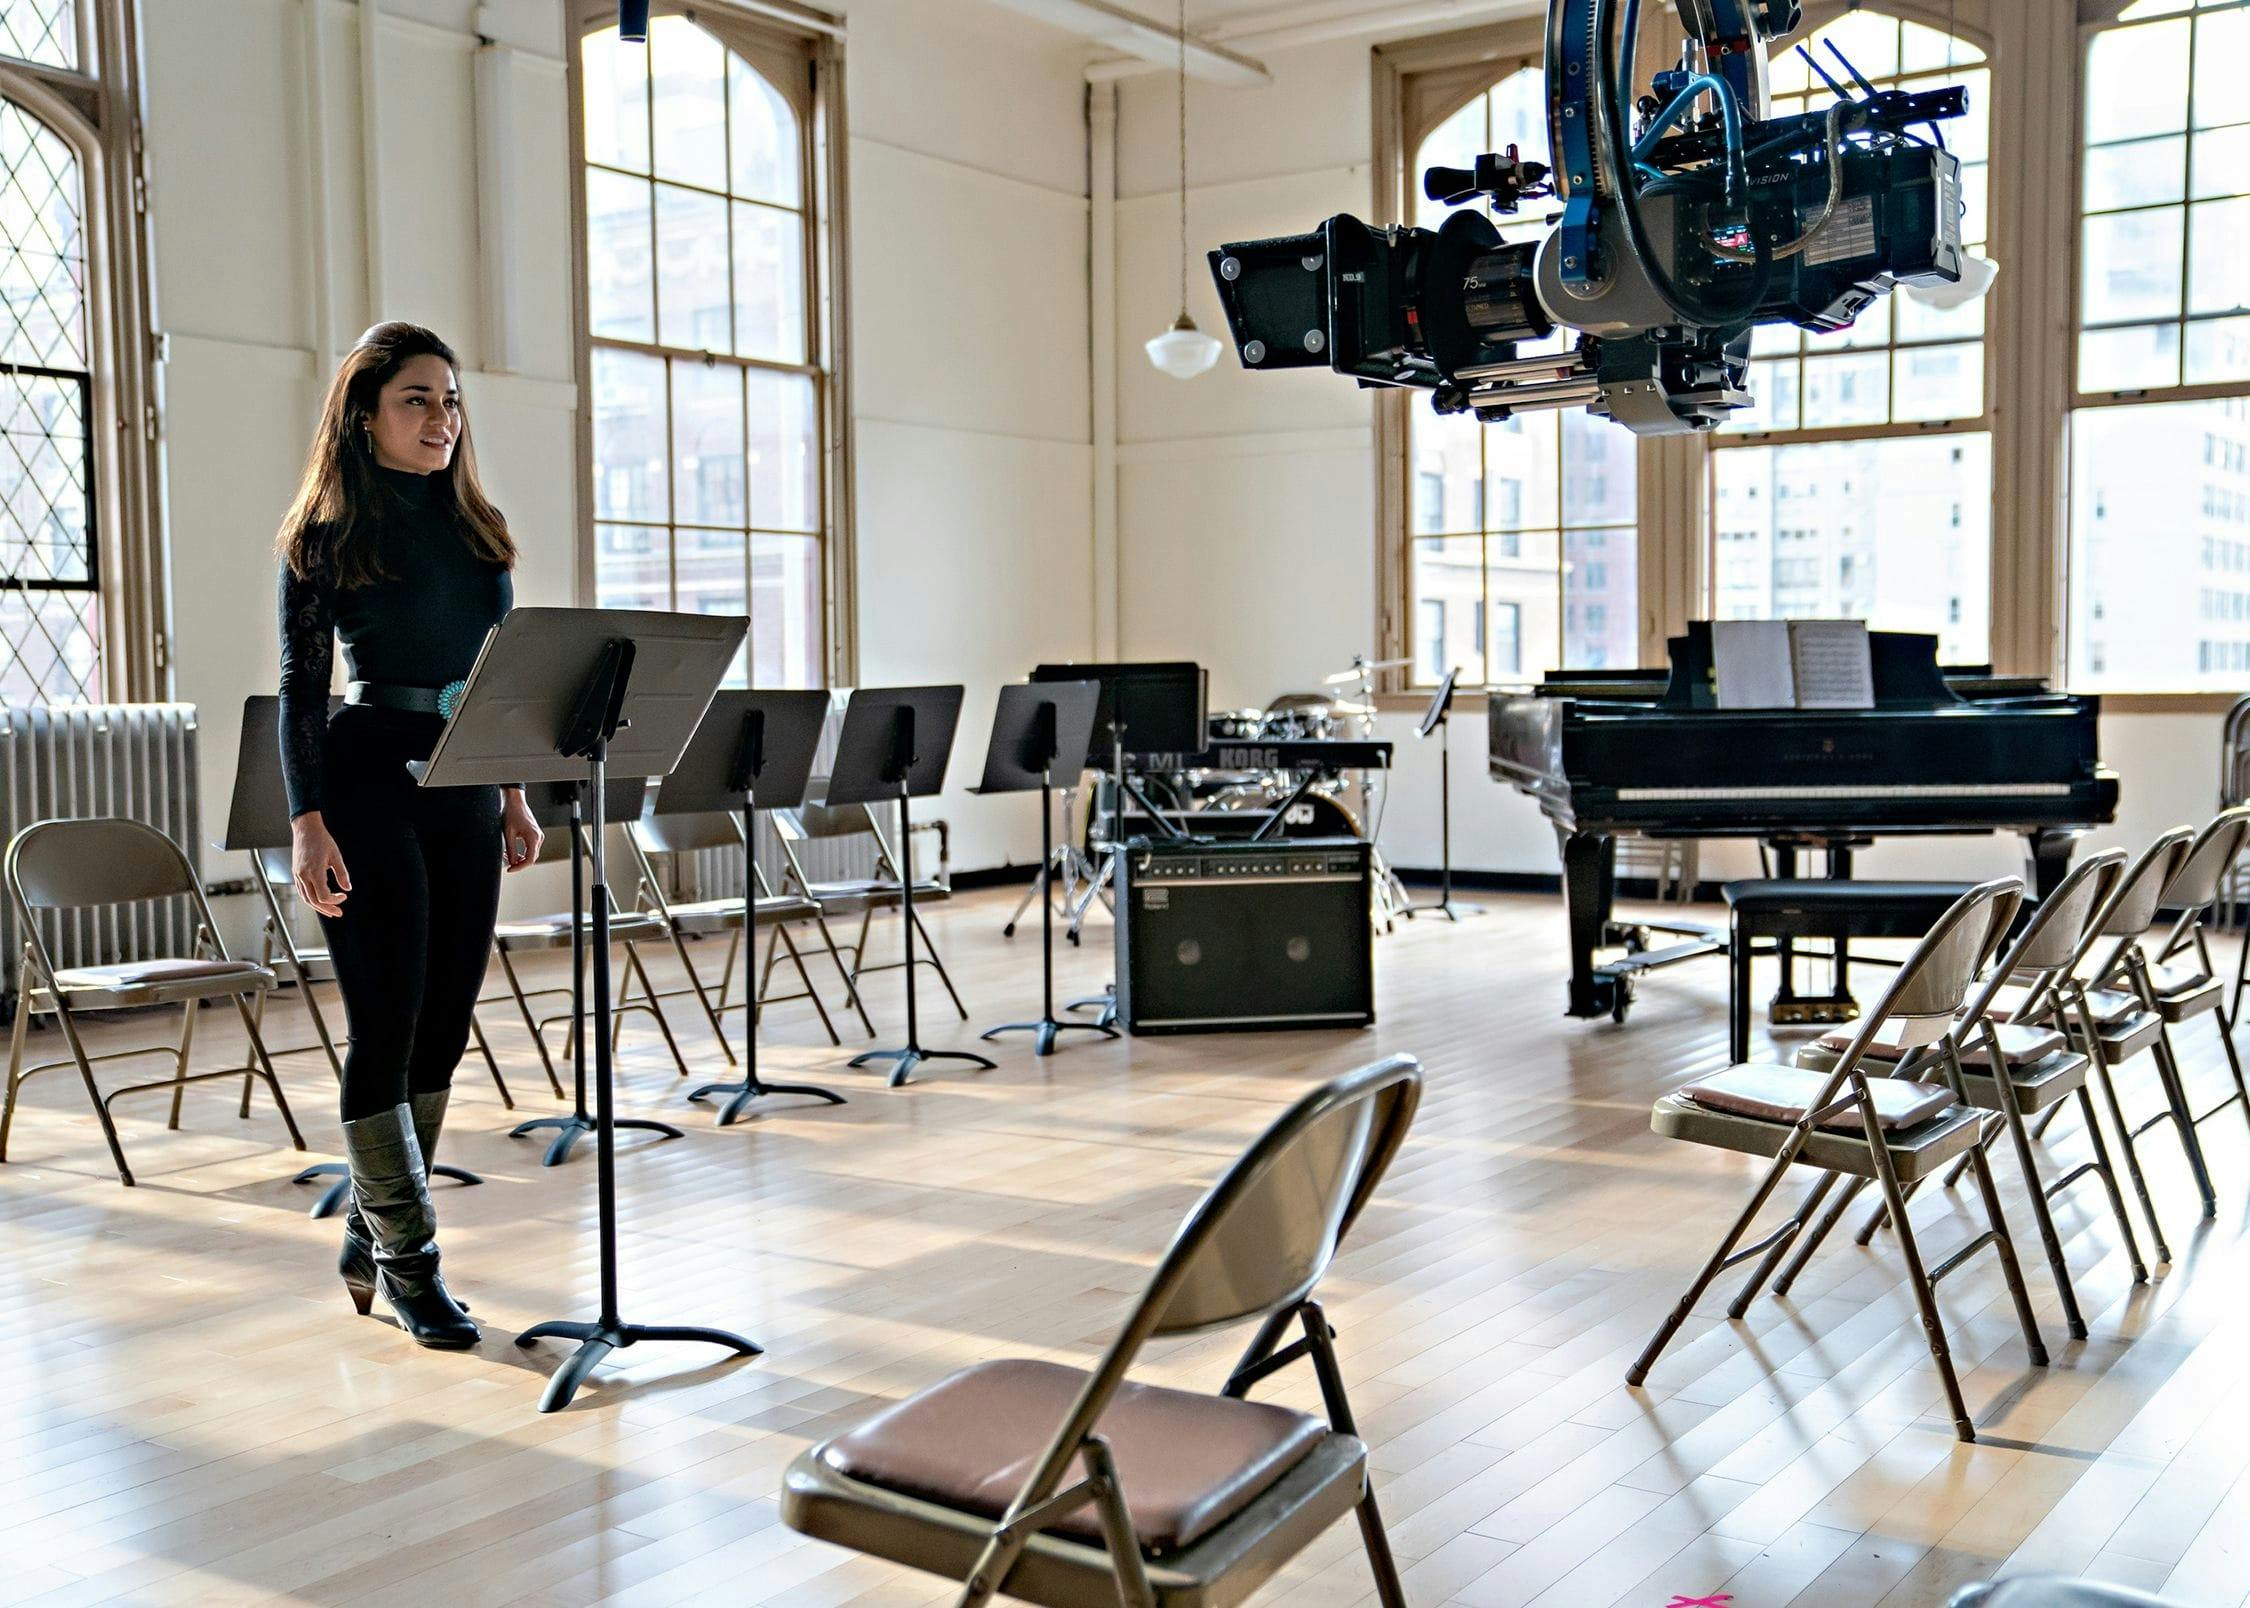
[1489, 626, 2119, 1021]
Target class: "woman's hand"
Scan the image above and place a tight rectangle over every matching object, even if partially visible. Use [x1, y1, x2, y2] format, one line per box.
[291, 813, 351, 918]
[501, 787, 542, 872]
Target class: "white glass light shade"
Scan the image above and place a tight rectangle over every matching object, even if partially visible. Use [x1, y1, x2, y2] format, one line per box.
[1146, 313, 1224, 379]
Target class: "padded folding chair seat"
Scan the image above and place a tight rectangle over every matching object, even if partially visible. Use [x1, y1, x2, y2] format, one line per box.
[2144, 960, 2223, 1022]
[33, 956, 275, 1010]
[1814, 1018, 2066, 1068]
[656, 895, 748, 935]
[1656, 1064, 1985, 1181]
[1989, 981, 2139, 1025]
[801, 877, 947, 915]
[819, 1360, 1326, 1553]
[787, 1360, 1369, 1608]
[1796, 1040, 2092, 1117]
[494, 909, 667, 945]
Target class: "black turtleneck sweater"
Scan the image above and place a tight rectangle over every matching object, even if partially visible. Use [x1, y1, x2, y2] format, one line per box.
[277, 466, 514, 819]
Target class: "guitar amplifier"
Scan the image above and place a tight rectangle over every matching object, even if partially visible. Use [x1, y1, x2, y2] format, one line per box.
[1114, 836, 1373, 1033]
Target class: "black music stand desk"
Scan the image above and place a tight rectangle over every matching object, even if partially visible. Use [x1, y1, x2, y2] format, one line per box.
[975, 681, 1110, 1057]
[656, 688, 846, 1123]
[825, 685, 987, 1087]
[416, 605, 760, 1413]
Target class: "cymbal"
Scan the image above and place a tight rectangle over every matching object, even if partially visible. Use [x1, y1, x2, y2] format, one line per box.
[1323, 658, 1408, 685]
[1326, 700, 1375, 716]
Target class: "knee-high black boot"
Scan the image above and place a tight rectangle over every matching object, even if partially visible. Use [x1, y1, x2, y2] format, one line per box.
[339, 1102, 478, 1348]
[340, 1090, 470, 1311]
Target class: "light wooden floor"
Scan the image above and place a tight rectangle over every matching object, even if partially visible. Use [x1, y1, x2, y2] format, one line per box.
[5, 885, 2250, 1607]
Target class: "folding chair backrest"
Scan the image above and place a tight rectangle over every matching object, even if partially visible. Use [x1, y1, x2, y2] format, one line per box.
[633, 808, 743, 858]
[526, 776, 650, 834]
[2097, 827, 2196, 939]
[10, 817, 199, 910]
[2160, 807, 2250, 911]
[1142, 1057, 1421, 1337]
[789, 781, 871, 842]
[1967, 849, 2125, 1025]
[989, 1056, 1422, 1526]
[1836, 878, 2022, 1058]
[2225, 693, 2250, 808]
[223, 695, 298, 853]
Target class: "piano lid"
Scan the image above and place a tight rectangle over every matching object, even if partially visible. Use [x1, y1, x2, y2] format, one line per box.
[1661, 623, 1961, 711]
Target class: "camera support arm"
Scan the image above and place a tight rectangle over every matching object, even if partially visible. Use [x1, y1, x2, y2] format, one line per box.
[1549, 0, 1787, 295]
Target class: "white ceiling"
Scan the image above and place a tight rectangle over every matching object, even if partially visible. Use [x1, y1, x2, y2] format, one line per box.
[973, 0, 1544, 83]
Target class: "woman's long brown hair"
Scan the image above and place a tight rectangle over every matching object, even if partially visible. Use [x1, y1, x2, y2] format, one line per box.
[275, 322, 517, 588]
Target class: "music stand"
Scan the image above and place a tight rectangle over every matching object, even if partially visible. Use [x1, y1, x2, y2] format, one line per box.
[506, 775, 675, 1166]
[416, 605, 760, 1413]
[1402, 668, 1481, 921]
[824, 685, 986, 1088]
[653, 688, 845, 1124]
[975, 681, 1109, 1057]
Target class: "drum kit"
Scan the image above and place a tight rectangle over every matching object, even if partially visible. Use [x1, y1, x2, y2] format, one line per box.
[1003, 653, 1418, 944]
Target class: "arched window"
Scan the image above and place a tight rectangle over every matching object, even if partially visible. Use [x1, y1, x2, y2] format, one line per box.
[1404, 68, 1640, 684]
[579, 10, 835, 688]
[0, 91, 95, 702]
[0, 0, 148, 707]
[2069, 0, 2250, 690]
[1708, 10, 1993, 664]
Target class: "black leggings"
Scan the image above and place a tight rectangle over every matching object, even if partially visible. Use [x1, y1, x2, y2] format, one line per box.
[316, 706, 504, 1122]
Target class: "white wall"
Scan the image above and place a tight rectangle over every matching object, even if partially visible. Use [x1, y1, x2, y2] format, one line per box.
[147, 0, 581, 933]
[142, 0, 1095, 936]
[1107, 32, 2229, 886]
[844, 0, 1094, 873]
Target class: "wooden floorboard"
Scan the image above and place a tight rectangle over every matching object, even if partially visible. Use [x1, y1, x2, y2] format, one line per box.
[2, 886, 2248, 1606]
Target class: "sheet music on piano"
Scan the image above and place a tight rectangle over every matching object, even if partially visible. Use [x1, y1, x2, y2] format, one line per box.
[1711, 619, 1874, 710]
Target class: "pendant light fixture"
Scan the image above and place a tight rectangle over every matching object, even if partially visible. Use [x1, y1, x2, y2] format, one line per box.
[1145, 0, 1223, 379]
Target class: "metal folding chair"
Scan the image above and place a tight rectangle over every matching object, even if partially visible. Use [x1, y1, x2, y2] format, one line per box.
[782, 1055, 1423, 1608]
[2057, 827, 2218, 1230]
[623, 807, 862, 1052]
[0, 817, 306, 1187]
[773, 782, 967, 1024]
[2133, 807, 2250, 1149]
[481, 779, 689, 1092]
[224, 699, 509, 1217]
[1796, 850, 2148, 1339]
[1628, 878, 2048, 1443]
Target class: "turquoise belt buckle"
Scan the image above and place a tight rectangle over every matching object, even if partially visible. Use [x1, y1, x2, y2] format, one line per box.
[437, 678, 468, 720]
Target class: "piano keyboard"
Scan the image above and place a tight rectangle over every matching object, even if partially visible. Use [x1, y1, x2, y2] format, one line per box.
[1616, 782, 2077, 802]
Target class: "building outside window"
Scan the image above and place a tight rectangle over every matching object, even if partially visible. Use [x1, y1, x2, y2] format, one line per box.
[580, 11, 836, 688]
[1710, 12, 1994, 665]
[2069, 0, 2250, 691]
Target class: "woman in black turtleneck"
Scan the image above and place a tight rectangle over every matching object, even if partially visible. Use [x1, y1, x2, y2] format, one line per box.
[275, 321, 545, 1349]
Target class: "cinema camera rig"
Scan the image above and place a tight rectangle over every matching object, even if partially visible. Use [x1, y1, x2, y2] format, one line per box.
[1207, 0, 1970, 435]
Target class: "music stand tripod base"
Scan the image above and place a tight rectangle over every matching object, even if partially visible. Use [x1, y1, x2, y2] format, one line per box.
[981, 1017, 1116, 1057]
[508, 1108, 681, 1168]
[1403, 895, 1484, 922]
[516, 1317, 761, 1414]
[849, 1044, 996, 1089]
[688, 1072, 847, 1126]
[295, 1159, 482, 1219]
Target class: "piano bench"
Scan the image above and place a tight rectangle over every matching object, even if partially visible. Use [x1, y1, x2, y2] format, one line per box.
[1724, 880, 1978, 1064]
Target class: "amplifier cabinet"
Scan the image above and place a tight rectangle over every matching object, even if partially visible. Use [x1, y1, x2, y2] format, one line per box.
[1114, 836, 1373, 1034]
